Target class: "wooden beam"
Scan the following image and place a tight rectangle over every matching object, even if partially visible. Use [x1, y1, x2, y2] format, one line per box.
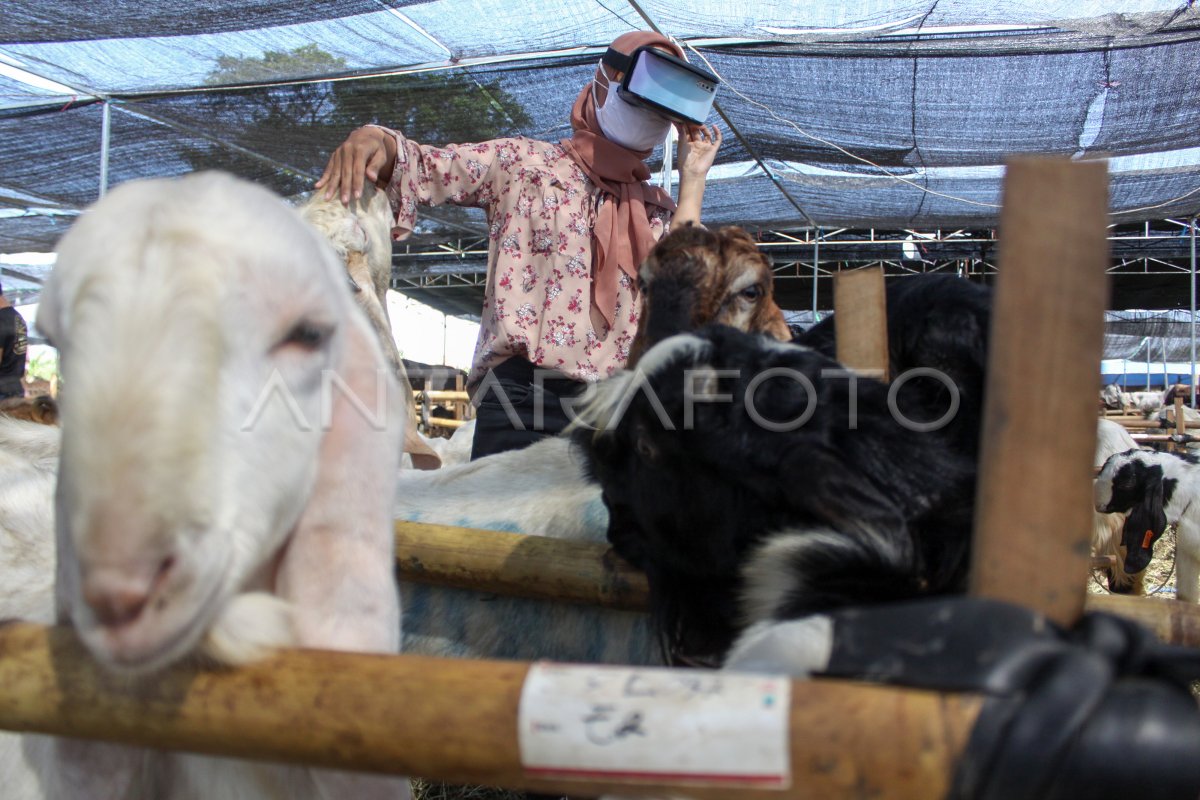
[415, 390, 471, 403]
[0, 621, 981, 800]
[1118, 419, 1200, 430]
[394, 520, 649, 611]
[391, 522, 1200, 648]
[833, 266, 889, 380]
[969, 157, 1110, 626]
[1086, 594, 1200, 645]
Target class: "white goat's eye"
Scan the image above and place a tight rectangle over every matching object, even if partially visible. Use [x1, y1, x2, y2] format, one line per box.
[280, 320, 333, 351]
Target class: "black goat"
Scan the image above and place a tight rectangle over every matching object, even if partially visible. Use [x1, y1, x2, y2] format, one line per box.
[795, 274, 992, 457]
[573, 325, 979, 662]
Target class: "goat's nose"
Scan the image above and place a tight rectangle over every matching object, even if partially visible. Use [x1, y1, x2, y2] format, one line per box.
[81, 557, 174, 628]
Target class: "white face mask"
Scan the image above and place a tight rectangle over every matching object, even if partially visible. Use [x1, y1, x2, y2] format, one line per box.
[592, 67, 672, 151]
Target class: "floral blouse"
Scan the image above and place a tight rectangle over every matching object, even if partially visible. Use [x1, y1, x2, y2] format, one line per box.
[376, 126, 671, 389]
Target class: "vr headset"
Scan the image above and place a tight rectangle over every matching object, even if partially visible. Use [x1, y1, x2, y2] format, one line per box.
[601, 45, 720, 126]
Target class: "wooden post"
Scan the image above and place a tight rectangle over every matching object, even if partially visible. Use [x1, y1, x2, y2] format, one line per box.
[391, 522, 1200, 647]
[0, 621, 981, 800]
[969, 157, 1110, 626]
[1175, 396, 1185, 451]
[834, 266, 889, 380]
[1087, 593, 1200, 644]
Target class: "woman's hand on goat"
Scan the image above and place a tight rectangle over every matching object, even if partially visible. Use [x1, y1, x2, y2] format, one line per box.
[316, 126, 398, 204]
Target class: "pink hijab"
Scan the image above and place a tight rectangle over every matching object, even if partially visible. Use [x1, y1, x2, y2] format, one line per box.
[560, 31, 681, 327]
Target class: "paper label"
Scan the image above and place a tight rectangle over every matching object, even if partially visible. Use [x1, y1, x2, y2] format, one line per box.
[518, 662, 790, 788]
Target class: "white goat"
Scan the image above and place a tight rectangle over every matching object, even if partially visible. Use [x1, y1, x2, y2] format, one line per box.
[0, 416, 57, 624]
[1092, 419, 1143, 592]
[402, 418, 476, 470]
[394, 433, 656, 663]
[298, 184, 442, 470]
[7, 172, 410, 799]
[298, 183, 398, 374]
[1096, 448, 1200, 604]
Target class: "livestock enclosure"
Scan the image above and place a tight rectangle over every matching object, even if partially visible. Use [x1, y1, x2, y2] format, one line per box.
[3, 3, 1200, 797]
[2, 156, 1199, 798]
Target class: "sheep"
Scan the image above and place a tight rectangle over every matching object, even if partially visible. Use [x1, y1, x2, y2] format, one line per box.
[298, 182, 399, 377]
[1092, 419, 1144, 593]
[298, 184, 442, 470]
[393, 432, 656, 663]
[1102, 385, 1164, 416]
[420, 417, 476, 467]
[1156, 402, 1200, 427]
[1132, 390, 1164, 416]
[1100, 383, 1123, 410]
[8, 172, 411, 799]
[1095, 448, 1200, 603]
[627, 224, 790, 367]
[0, 395, 59, 425]
[572, 325, 980, 663]
[0, 415, 57, 624]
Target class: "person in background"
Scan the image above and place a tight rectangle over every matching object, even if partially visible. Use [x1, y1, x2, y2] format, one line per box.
[0, 279, 28, 401]
[317, 31, 723, 459]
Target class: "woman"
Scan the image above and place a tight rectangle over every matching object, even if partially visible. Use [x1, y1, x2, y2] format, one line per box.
[316, 31, 722, 459]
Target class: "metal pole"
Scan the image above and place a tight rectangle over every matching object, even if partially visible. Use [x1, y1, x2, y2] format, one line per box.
[661, 126, 674, 197]
[1162, 338, 1168, 393]
[812, 230, 820, 323]
[1192, 216, 1197, 407]
[98, 100, 112, 198]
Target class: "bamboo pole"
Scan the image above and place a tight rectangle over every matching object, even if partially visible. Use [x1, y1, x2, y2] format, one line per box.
[394, 520, 648, 611]
[0, 621, 981, 800]
[969, 157, 1110, 627]
[391, 521, 1200, 648]
[424, 417, 467, 429]
[1087, 593, 1200, 645]
[833, 266, 889, 380]
[1109, 419, 1200, 430]
[415, 390, 471, 403]
[1130, 434, 1198, 444]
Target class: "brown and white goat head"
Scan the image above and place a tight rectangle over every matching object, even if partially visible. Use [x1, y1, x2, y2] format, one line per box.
[629, 224, 790, 367]
[299, 183, 442, 469]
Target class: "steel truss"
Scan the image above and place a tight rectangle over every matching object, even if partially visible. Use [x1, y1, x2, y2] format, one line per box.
[391, 218, 1199, 286]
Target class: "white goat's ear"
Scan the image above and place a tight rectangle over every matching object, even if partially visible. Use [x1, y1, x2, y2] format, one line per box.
[404, 428, 443, 470]
[273, 313, 404, 654]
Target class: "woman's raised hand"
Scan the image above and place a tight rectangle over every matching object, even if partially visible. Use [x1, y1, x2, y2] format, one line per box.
[676, 123, 723, 180]
[315, 126, 397, 204]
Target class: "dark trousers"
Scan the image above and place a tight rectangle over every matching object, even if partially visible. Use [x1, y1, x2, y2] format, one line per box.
[470, 357, 589, 461]
[0, 378, 23, 401]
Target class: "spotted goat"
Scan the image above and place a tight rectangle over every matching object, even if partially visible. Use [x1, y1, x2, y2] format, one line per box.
[1095, 448, 1200, 603]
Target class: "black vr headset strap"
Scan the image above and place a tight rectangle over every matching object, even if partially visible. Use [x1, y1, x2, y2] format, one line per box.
[601, 47, 634, 75]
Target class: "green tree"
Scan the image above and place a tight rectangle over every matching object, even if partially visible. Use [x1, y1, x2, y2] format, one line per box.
[175, 45, 532, 197]
[206, 44, 347, 86]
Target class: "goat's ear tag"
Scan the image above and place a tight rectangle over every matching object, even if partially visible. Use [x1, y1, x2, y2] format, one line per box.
[1142, 529, 1155, 549]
